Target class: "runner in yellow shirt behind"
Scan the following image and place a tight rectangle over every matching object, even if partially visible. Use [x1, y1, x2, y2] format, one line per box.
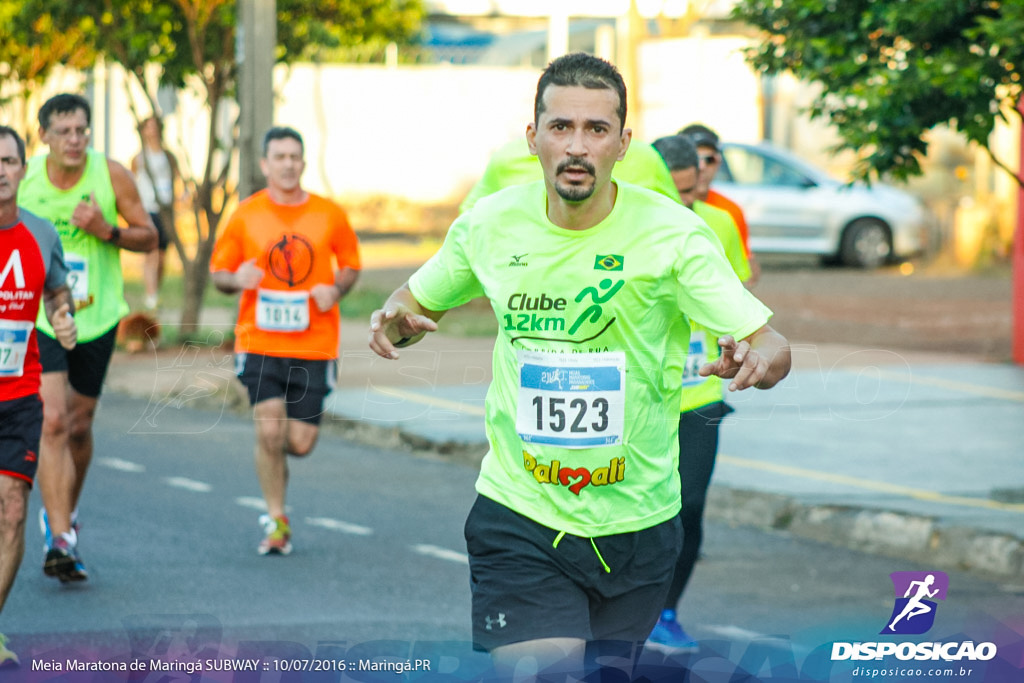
[651, 133, 753, 651]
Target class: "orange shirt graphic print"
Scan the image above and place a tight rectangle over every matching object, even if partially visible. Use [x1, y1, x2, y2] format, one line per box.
[267, 234, 314, 287]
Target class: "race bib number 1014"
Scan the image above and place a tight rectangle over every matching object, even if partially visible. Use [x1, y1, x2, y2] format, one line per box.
[256, 289, 310, 332]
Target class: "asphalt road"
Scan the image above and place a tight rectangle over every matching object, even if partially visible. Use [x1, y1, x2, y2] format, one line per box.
[5, 393, 1023, 682]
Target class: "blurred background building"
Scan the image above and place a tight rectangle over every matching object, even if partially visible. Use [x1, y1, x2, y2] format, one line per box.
[2, 0, 1017, 266]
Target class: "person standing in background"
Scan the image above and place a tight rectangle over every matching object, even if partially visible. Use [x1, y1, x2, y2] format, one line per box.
[132, 115, 184, 311]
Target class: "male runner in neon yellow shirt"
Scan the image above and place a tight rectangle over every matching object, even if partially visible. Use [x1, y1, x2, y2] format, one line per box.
[370, 53, 791, 679]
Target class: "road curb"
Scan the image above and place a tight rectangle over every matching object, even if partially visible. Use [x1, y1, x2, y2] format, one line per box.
[326, 414, 1024, 581]
[706, 488, 1024, 579]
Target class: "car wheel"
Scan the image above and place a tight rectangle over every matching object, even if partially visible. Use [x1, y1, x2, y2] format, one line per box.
[840, 218, 891, 269]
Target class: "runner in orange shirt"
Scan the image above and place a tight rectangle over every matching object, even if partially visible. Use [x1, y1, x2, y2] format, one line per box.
[211, 126, 360, 556]
[679, 124, 761, 287]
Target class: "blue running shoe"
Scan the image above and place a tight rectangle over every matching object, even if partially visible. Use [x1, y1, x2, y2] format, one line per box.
[648, 609, 699, 652]
[43, 533, 88, 583]
[40, 508, 79, 551]
[39, 508, 52, 550]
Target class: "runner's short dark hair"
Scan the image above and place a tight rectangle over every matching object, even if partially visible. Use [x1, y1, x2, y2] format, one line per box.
[652, 135, 699, 172]
[38, 93, 91, 131]
[262, 126, 304, 157]
[535, 53, 627, 131]
[678, 123, 721, 152]
[0, 125, 26, 164]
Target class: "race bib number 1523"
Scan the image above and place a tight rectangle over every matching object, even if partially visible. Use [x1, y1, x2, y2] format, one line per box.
[516, 350, 625, 448]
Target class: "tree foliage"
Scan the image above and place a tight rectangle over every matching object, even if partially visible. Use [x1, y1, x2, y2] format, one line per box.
[732, 0, 1024, 186]
[0, 1, 95, 134]
[3, 0, 423, 330]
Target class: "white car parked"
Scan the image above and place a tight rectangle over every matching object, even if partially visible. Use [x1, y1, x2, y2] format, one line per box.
[716, 142, 933, 268]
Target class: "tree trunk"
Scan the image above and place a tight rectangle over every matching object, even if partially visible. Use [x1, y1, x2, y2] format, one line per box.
[179, 257, 205, 333]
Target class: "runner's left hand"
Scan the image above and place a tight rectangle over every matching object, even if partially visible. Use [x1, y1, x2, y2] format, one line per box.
[311, 283, 341, 312]
[699, 335, 768, 391]
[368, 305, 438, 360]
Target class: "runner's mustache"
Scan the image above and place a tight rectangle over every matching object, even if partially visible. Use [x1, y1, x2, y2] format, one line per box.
[557, 157, 596, 176]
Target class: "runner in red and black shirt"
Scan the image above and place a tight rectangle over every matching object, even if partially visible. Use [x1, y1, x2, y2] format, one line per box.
[0, 125, 76, 668]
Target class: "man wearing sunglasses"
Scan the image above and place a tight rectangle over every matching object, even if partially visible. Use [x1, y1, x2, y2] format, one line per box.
[679, 123, 761, 286]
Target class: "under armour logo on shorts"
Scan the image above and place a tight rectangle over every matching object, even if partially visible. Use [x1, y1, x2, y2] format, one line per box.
[485, 613, 507, 631]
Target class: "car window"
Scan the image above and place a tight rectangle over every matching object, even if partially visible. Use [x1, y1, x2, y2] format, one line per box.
[721, 147, 811, 188]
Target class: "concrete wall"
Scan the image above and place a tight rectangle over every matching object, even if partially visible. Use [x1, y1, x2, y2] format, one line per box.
[637, 32, 762, 144]
[273, 64, 539, 203]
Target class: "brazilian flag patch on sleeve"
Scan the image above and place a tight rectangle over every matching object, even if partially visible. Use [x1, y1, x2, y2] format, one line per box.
[594, 254, 624, 271]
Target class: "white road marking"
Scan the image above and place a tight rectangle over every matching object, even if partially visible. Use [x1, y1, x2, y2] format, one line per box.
[99, 443, 473, 567]
[306, 517, 373, 536]
[97, 457, 145, 473]
[164, 477, 212, 493]
[411, 543, 468, 565]
[704, 625, 774, 641]
[235, 496, 269, 511]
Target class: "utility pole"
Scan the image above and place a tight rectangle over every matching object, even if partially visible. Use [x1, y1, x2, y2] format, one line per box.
[1015, 99, 1024, 364]
[237, 0, 276, 199]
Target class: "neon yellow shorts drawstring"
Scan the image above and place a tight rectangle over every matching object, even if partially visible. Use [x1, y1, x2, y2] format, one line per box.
[590, 538, 611, 574]
[551, 531, 612, 574]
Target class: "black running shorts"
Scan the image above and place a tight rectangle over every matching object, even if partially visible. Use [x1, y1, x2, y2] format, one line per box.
[235, 353, 337, 425]
[464, 495, 681, 652]
[37, 325, 118, 399]
[0, 394, 44, 487]
[149, 212, 170, 251]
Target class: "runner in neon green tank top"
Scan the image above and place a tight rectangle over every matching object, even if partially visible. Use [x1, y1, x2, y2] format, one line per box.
[17, 94, 156, 584]
[21, 148, 126, 341]
[370, 55, 791, 678]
